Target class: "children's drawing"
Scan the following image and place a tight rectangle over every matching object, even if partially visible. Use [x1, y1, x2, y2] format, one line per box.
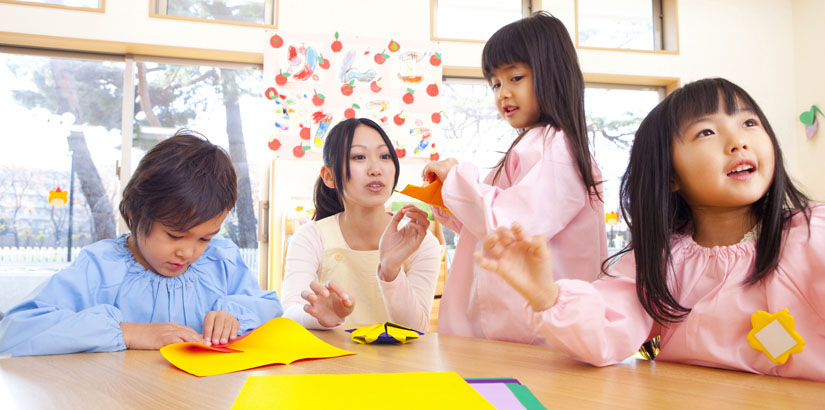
[264, 31, 442, 159]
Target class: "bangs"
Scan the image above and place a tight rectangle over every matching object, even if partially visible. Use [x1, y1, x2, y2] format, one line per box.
[670, 78, 760, 138]
[482, 22, 530, 80]
[153, 183, 232, 233]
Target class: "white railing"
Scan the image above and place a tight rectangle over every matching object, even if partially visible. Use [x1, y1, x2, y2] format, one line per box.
[0, 246, 260, 273]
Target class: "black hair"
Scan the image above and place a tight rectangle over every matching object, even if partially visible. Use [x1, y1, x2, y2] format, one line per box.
[610, 78, 810, 324]
[482, 10, 600, 200]
[119, 129, 237, 238]
[313, 118, 400, 220]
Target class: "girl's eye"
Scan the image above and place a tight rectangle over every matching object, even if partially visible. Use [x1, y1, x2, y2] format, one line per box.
[511, 75, 523, 82]
[199, 237, 212, 243]
[696, 129, 714, 138]
[167, 233, 183, 240]
[744, 118, 758, 127]
[490, 83, 500, 90]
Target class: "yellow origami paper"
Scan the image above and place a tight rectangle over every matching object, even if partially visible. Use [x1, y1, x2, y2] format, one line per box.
[746, 309, 805, 364]
[397, 179, 451, 213]
[160, 317, 354, 377]
[348, 322, 423, 344]
[231, 372, 495, 410]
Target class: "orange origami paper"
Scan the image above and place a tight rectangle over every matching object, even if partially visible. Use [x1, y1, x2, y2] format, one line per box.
[397, 179, 450, 213]
[160, 317, 354, 377]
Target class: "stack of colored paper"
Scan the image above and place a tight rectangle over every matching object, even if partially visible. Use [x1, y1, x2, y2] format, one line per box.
[466, 378, 546, 410]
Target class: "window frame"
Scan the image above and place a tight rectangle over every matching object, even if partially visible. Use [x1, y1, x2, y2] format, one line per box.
[574, 0, 680, 54]
[0, 0, 104, 12]
[430, 0, 535, 43]
[150, 0, 278, 29]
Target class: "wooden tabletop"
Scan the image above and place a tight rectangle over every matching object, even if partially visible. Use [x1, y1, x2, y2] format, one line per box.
[0, 329, 822, 409]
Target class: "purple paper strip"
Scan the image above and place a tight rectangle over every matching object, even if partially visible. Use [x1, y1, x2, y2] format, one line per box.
[465, 378, 521, 385]
[471, 383, 527, 410]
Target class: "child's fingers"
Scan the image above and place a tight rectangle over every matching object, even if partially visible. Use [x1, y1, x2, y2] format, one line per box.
[210, 313, 226, 344]
[202, 312, 215, 344]
[308, 280, 330, 298]
[230, 319, 239, 340]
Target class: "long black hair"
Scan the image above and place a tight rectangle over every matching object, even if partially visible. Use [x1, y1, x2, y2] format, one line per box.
[313, 118, 400, 220]
[482, 11, 600, 200]
[611, 78, 810, 325]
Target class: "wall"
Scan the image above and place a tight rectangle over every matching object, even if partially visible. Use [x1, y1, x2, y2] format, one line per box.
[792, 0, 825, 201]
[1, 0, 818, 284]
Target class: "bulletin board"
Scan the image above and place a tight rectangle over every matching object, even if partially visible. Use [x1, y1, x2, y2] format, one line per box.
[263, 31, 443, 160]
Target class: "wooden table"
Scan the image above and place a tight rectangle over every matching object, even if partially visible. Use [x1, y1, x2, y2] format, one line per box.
[1, 329, 822, 409]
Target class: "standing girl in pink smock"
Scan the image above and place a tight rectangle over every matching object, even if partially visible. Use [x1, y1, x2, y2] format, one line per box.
[477, 78, 825, 382]
[422, 12, 606, 345]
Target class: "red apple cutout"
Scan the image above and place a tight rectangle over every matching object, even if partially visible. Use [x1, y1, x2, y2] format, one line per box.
[275, 71, 289, 86]
[402, 88, 415, 104]
[374, 50, 389, 64]
[331, 32, 342, 52]
[430, 152, 440, 161]
[396, 146, 406, 158]
[312, 90, 325, 106]
[426, 83, 439, 97]
[431, 112, 441, 124]
[344, 108, 355, 119]
[293, 145, 306, 158]
[318, 56, 330, 69]
[265, 87, 278, 100]
[268, 138, 281, 151]
[370, 79, 383, 93]
[393, 112, 405, 126]
[429, 52, 442, 66]
[299, 125, 311, 140]
[270, 34, 284, 48]
[341, 80, 355, 96]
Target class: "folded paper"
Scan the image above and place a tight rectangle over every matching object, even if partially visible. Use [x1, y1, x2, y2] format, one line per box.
[231, 372, 494, 409]
[160, 317, 354, 376]
[346, 321, 423, 344]
[465, 378, 546, 410]
[397, 179, 450, 213]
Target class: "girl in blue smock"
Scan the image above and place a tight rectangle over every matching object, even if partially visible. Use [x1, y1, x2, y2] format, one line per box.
[0, 130, 282, 357]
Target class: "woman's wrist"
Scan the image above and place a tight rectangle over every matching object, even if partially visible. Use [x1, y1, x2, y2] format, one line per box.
[529, 282, 560, 312]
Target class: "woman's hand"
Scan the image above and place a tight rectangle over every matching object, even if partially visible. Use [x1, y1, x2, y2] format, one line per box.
[422, 158, 459, 183]
[202, 310, 240, 345]
[120, 322, 204, 350]
[474, 223, 560, 311]
[301, 280, 355, 327]
[379, 205, 431, 281]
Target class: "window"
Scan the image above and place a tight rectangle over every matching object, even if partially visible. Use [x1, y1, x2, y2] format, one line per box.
[0, 0, 101, 8]
[439, 76, 665, 257]
[153, 0, 276, 25]
[432, 0, 530, 42]
[130, 58, 271, 274]
[576, 0, 678, 52]
[0, 50, 272, 313]
[586, 84, 664, 251]
[0, 51, 124, 313]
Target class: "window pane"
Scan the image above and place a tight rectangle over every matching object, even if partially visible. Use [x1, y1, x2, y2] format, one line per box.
[438, 78, 517, 262]
[131, 61, 268, 273]
[578, 0, 657, 50]
[436, 0, 524, 41]
[0, 52, 123, 313]
[9, 0, 100, 7]
[586, 85, 662, 252]
[165, 0, 270, 25]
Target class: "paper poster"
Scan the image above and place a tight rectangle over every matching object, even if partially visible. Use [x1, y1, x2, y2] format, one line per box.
[263, 31, 442, 159]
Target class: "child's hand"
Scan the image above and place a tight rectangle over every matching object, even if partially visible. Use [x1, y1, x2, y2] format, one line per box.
[202, 310, 240, 346]
[301, 280, 355, 327]
[422, 158, 458, 183]
[379, 205, 431, 281]
[474, 223, 560, 311]
[120, 322, 204, 350]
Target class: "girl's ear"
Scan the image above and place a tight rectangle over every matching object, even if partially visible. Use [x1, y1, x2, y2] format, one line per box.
[320, 166, 336, 189]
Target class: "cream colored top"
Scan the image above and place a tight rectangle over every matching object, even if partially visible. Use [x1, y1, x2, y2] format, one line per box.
[282, 213, 441, 331]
